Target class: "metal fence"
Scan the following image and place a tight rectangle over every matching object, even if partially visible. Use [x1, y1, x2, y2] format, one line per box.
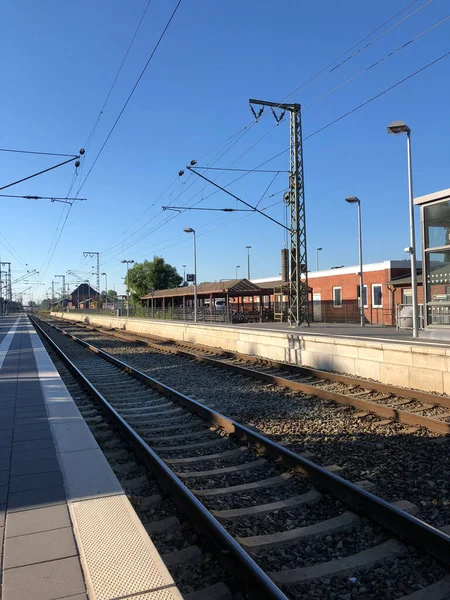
[312, 301, 389, 325]
[60, 306, 232, 323]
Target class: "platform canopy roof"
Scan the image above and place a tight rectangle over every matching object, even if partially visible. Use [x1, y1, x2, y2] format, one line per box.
[387, 270, 423, 286]
[141, 278, 263, 300]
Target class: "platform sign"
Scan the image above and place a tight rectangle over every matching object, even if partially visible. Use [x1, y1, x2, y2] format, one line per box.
[150, 287, 155, 296]
[186, 274, 195, 282]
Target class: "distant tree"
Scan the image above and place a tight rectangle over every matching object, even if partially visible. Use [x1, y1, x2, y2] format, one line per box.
[40, 299, 51, 310]
[28, 300, 37, 307]
[108, 289, 118, 299]
[126, 257, 182, 303]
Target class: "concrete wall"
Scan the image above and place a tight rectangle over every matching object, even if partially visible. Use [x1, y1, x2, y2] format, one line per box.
[54, 312, 450, 395]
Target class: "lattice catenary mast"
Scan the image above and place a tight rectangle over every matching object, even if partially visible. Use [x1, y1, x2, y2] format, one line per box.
[249, 99, 309, 326]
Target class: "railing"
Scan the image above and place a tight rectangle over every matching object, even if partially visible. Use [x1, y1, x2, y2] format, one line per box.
[59, 306, 232, 323]
[395, 303, 425, 330]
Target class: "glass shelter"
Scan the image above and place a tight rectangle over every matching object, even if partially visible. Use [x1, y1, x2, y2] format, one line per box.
[415, 188, 450, 331]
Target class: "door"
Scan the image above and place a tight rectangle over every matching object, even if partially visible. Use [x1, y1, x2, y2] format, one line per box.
[313, 293, 322, 322]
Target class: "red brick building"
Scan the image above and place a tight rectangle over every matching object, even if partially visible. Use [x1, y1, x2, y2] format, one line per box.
[255, 260, 421, 325]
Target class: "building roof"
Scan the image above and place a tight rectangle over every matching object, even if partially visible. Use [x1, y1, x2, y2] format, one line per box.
[253, 260, 422, 283]
[141, 278, 263, 300]
[387, 271, 423, 286]
[414, 188, 450, 206]
[69, 283, 98, 295]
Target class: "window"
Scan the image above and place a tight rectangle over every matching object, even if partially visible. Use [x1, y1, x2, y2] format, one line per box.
[372, 284, 383, 308]
[357, 284, 368, 308]
[403, 289, 412, 305]
[333, 287, 342, 308]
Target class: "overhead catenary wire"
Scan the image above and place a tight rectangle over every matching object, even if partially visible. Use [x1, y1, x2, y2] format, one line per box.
[37, 0, 171, 285]
[280, 0, 433, 105]
[0, 155, 80, 192]
[85, 0, 440, 270]
[78, 0, 184, 194]
[96, 2, 426, 263]
[0, 148, 78, 158]
[82, 0, 154, 156]
[304, 13, 450, 111]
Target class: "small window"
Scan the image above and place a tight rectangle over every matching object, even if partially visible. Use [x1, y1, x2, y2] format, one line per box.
[403, 289, 412, 305]
[333, 287, 342, 308]
[357, 284, 368, 308]
[372, 284, 383, 308]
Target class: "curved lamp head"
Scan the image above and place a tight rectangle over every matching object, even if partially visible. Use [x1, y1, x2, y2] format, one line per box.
[317, 247, 323, 251]
[387, 120, 410, 135]
[345, 196, 360, 205]
[184, 227, 195, 234]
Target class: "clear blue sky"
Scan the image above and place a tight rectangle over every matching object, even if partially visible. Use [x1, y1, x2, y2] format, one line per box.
[1, 0, 449, 302]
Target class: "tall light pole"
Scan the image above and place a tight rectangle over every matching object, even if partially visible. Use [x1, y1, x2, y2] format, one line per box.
[121, 260, 135, 318]
[83, 251, 100, 309]
[246, 246, 251, 279]
[316, 247, 323, 271]
[101, 272, 108, 303]
[184, 228, 197, 323]
[236, 265, 241, 279]
[387, 120, 418, 337]
[345, 197, 364, 327]
[182, 265, 187, 284]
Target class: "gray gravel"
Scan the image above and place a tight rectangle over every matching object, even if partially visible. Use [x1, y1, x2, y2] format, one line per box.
[38, 318, 450, 600]
[225, 495, 345, 537]
[286, 553, 449, 600]
[255, 522, 390, 571]
[58, 325, 450, 527]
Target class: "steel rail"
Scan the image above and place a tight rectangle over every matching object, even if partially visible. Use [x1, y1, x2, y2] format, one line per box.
[68, 320, 450, 434]
[30, 316, 289, 600]
[33, 315, 450, 568]
[63, 318, 450, 409]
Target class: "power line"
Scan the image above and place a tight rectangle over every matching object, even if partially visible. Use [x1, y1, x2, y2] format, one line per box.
[81, 0, 154, 157]
[304, 13, 450, 111]
[0, 155, 81, 192]
[0, 193, 87, 203]
[281, 0, 433, 104]
[235, 46, 450, 175]
[0, 148, 78, 158]
[192, 166, 288, 173]
[89, 1, 437, 267]
[78, 0, 184, 193]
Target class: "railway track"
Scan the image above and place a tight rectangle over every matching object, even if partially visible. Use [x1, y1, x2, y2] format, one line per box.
[31, 315, 450, 599]
[46, 315, 450, 436]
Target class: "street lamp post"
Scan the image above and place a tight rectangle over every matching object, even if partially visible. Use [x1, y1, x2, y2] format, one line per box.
[101, 272, 108, 304]
[236, 265, 240, 279]
[246, 246, 251, 279]
[121, 260, 135, 318]
[345, 197, 364, 327]
[387, 120, 419, 337]
[316, 247, 323, 271]
[184, 228, 197, 323]
[182, 265, 187, 283]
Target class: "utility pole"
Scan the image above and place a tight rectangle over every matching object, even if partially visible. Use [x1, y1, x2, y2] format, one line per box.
[51, 280, 55, 310]
[55, 275, 66, 309]
[249, 99, 308, 326]
[0, 262, 11, 301]
[246, 246, 251, 279]
[83, 252, 100, 309]
[7, 263, 11, 301]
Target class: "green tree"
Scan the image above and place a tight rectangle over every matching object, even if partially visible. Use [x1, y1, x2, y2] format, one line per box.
[126, 257, 182, 303]
[107, 289, 118, 299]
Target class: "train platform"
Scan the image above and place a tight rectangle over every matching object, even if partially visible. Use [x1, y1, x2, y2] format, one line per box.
[0, 314, 182, 600]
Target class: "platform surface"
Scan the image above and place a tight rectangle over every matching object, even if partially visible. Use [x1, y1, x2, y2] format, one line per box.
[0, 314, 182, 600]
